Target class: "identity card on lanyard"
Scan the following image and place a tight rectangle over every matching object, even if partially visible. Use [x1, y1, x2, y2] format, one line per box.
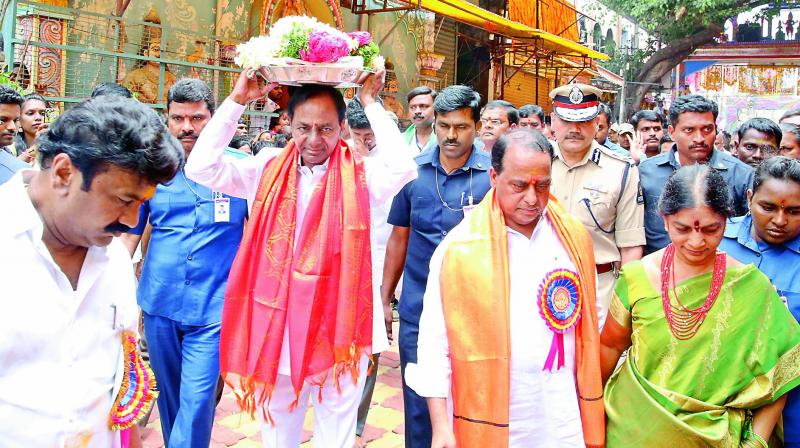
[213, 191, 230, 223]
[462, 193, 477, 217]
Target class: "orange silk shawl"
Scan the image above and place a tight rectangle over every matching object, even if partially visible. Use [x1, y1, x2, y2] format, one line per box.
[219, 140, 373, 417]
[439, 189, 605, 448]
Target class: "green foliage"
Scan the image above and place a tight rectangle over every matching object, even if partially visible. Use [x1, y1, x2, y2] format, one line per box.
[356, 42, 379, 69]
[597, 0, 771, 40]
[0, 69, 26, 93]
[280, 23, 313, 59]
[599, 52, 624, 75]
[599, 38, 658, 80]
[603, 39, 617, 58]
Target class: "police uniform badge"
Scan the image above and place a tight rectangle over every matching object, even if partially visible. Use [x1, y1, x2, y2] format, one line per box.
[637, 181, 645, 205]
[568, 87, 584, 104]
[590, 147, 601, 164]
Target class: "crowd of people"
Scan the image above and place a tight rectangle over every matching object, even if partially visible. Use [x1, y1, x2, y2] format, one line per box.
[1, 63, 799, 448]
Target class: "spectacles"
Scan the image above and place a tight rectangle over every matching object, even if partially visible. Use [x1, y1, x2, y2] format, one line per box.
[480, 118, 507, 127]
[741, 143, 779, 155]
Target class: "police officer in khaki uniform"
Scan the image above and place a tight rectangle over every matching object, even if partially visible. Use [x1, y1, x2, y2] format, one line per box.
[548, 83, 645, 313]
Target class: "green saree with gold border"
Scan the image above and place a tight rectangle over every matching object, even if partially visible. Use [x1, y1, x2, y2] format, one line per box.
[605, 261, 800, 447]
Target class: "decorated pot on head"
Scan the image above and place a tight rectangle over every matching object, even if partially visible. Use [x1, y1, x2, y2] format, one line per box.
[234, 15, 385, 88]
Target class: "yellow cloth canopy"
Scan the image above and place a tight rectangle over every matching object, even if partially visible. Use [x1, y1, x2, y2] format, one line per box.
[409, 0, 608, 60]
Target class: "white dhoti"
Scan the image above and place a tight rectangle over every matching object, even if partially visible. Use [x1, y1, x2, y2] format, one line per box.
[259, 355, 369, 448]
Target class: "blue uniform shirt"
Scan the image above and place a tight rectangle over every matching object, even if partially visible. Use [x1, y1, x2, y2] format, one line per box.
[719, 214, 800, 444]
[131, 169, 248, 326]
[388, 146, 492, 327]
[0, 149, 28, 185]
[602, 139, 630, 159]
[639, 147, 753, 254]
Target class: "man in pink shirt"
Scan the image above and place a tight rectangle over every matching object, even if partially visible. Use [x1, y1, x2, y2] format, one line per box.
[185, 71, 417, 447]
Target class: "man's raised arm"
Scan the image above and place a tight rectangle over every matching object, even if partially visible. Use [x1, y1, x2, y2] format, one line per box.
[184, 70, 277, 201]
[359, 72, 418, 204]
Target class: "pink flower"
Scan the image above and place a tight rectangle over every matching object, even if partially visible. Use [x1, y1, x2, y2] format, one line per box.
[300, 31, 351, 63]
[347, 31, 371, 47]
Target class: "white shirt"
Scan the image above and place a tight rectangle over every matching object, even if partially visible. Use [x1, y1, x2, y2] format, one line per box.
[0, 172, 138, 447]
[363, 148, 396, 355]
[349, 140, 409, 329]
[411, 131, 430, 154]
[185, 99, 417, 373]
[406, 213, 605, 447]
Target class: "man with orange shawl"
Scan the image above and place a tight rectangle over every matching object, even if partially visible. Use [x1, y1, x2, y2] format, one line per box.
[405, 129, 606, 448]
[184, 70, 417, 447]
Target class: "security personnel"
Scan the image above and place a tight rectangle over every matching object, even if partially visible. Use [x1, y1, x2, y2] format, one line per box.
[638, 94, 754, 254]
[548, 83, 645, 313]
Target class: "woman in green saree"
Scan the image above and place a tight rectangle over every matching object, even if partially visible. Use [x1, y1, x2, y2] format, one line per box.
[600, 164, 800, 447]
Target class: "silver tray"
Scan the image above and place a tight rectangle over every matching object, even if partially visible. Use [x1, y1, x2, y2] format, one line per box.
[256, 63, 373, 88]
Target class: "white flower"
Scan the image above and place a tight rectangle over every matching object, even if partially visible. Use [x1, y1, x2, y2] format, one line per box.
[347, 37, 359, 52]
[269, 15, 321, 42]
[234, 35, 281, 69]
[371, 55, 385, 71]
[235, 16, 385, 69]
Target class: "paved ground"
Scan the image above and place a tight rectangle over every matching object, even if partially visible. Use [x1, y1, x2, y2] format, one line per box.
[140, 322, 405, 448]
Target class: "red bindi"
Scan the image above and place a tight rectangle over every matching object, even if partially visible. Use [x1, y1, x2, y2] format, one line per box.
[693, 220, 700, 232]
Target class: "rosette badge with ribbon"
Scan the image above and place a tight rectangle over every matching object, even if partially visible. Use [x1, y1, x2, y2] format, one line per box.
[234, 15, 385, 87]
[108, 331, 158, 432]
[537, 269, 583, 371]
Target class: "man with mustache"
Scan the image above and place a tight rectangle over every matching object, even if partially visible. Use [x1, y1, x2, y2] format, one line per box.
[479, 100, 518, 153]
[121, 78, 248, 447]
[344, 97, 411, 448]
[406, 129, 605, 448]
[718, 156, 800, 447]
[382, 85, 492, 447]
[403, 86, 437, 152]
[0, 96, 182, 446]
[0, 86, 27, 184]
[638, 94, 754, 254]
[548, 83, 645, 312]
[267, 84, 289, 111]
[185, 70, 417, 448]
[630, 110, 664, 159]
